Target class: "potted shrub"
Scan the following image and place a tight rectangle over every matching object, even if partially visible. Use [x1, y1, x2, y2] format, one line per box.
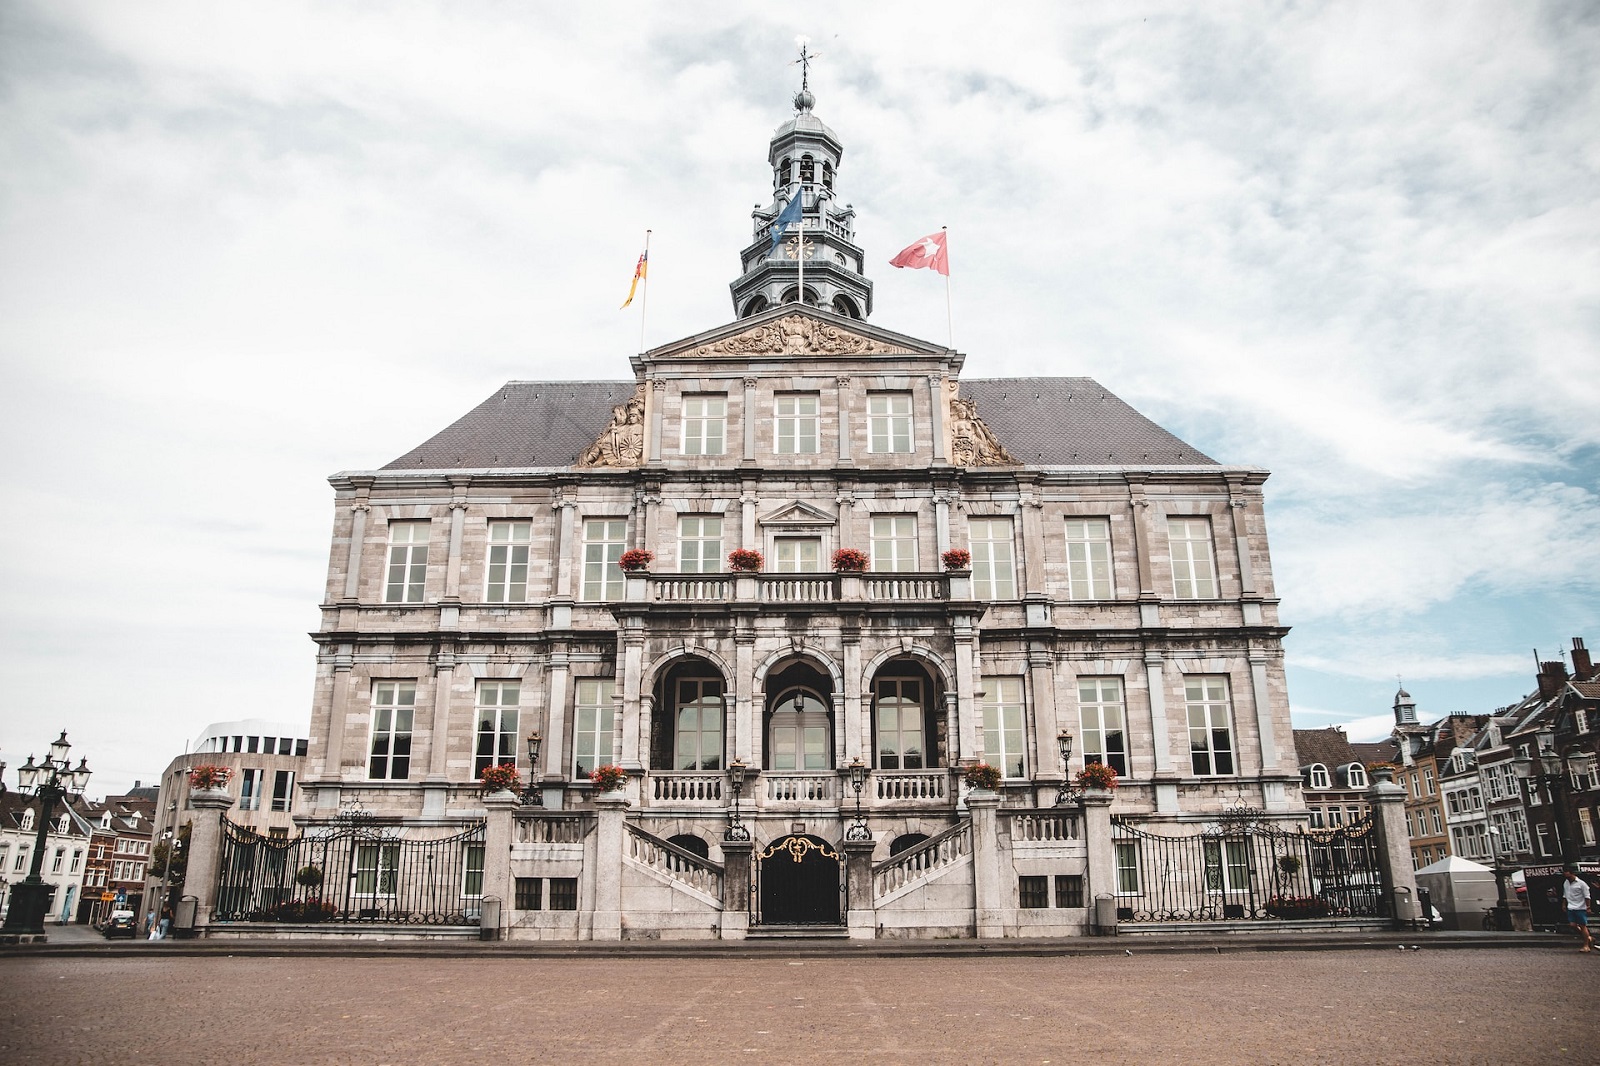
[187, 765, 233, 792]
[618, 548, 654, 572]
[295, 865, 325, 889]
[831, 548, 868, 572]
[1365, 761, 1399, 783]
[1075, 762, 1119, 792]
[727, 548, 764, 572]
[941, 548, 972, 570]
[588, 764, 628, 793]
[963, 762, 1002, 791]
[479, 762, 521, 795]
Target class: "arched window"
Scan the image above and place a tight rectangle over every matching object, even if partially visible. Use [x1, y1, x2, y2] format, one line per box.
[779, 286, 819, 307]
[650, 659, 725, 771]
[872, 662, 944, 770]
[831, 294, 859, 319]
[822, 161, 834, 189]
[21, 810, 34, 831]
[1308, 764, 1330, 790]
[779, 158, 792, 186]
[799, 155, 815, 183]
[764, 661, 834, 771]
[889, 832, 929, 857]
[1345, 764, 1368, 788]
[56, 815, 70, 834]
[741, 295, 769, 317]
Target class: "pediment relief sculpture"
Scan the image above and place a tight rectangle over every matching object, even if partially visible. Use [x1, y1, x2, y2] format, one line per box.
[759, 500, 836, 527]
[577, 385, 646, 468]
[949, 393, 1016, 467]
[691, 314, 910, 357]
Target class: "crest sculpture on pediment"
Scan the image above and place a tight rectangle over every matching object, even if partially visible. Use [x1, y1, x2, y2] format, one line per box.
[691, 314, 909, 357]
[948, 390, 1016, 467]
[577, 385, 646, 467]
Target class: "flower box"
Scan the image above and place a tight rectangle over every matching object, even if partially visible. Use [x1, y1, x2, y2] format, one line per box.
[587, 764, 628, 792]
[831, 548, 868, 572]
[963, 763, 1002, 790]
[1075, 763, 1119, 791]
[188, 765, 233, 790]
[727, 549, 764, 572]
[618, 549, 654, 572]
[941, 548, 971, 570]
[479, 762, 522, 795]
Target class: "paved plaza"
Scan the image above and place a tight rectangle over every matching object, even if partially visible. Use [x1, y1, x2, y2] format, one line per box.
[2, 947, 1595, 1064]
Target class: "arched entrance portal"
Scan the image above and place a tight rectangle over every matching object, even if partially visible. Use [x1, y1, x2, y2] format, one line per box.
[757, 834, 842, 925]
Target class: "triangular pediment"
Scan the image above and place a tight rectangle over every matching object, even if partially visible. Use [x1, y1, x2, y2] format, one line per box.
[759, 500, 836, 528]
[645, 305, 949, 360]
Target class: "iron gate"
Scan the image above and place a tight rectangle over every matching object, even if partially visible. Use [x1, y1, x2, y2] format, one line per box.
[1110, 810, 1385, 922]
[750, 834, 847, 926]
[215, 817, 487, 925]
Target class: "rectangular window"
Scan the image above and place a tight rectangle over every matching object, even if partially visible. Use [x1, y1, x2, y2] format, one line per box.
[1581, 809, 1596, 847]
[1055, 874, 1085, 909]
[1536, 824, 1551, 856]
[52, 848, 65, 874]
[270, 770, 295, 813]
[384, 521, 430, 603]
[515, 877, 542, 911]
[681, 394, 726, 455]
[474, 681, 521, 776]
[368, 681, 416, 780]
[1114, 841, 1141, 894]
[674, 677, 724, 771]
[1167, 517, 1218, 599]
[462, 843, 485, 899]
[773, 537, 822, 572]
[1064, 518, 1114, 600]
[968, 517, 1016, 599]
[238, 768, 263, 811]
[353, 843, 400, 896]
[678, 516, 724, 574]
[70, 850, 82, 873]
[573, 679, 616, 779]
[486, 521, 532, 603]
[1203, 839, 1250, 892]
[1423, 769, 1435, 795]
[1185, 676, 1234, 775]
[870, 515, 917, 572]
[1018, 875, 1049, 909]
[1078, 677, 1128, 776]
[581, 519, 627, 601]
[775, 393, 820, 454]
[1430, 808, 1443, 835]
[867, 392, 913, 453]
[875, 676, 926, 771]
[1308, 807, 1325, 828]
[981, 677, 1026, 779]
[548, 877, 578, 910]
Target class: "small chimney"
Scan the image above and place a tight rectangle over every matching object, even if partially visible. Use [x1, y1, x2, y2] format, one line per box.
[1573, 637, 1593, 682]
[1537, 659, 1569, 699]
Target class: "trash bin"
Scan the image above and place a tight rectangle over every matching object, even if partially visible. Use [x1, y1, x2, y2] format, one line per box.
[478, 897, 501, 941]
[1392, 886, 1419, 928]
[172, 896, 198, 938]
[1094, 894, 1118, 936]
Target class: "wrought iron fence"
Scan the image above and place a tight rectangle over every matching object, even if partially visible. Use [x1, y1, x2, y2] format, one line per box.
[215, 816, 487, 925]
[1110, 809, 1385, 922]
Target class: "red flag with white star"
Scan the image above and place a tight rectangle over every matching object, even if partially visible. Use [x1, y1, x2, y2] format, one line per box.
[889, 231, 949, 275]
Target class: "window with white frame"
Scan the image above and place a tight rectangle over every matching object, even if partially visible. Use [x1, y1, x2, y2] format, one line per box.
[1167, 517, 1218, 599]
[1423, 768, 1435, 794]
[678, 516, 724, 573]
[775, 393, 820, 454]
[867, 392, 913, 453]
[581, 519, 627, 601]
[1078, 677, 1128, 775]
[13, 847, 26, 872]
[271, 770, 295, 813]
[1185, 676, 1234, 776]
[773, 537, 821, 572]
[981, 677, 1026, 779]
[1308, 807, 1325, 828]
[462, 843, 486, 899]
[1536, 823, 1551, 856]
[1429, 808, 1442, 834]
[70, 849, 82, 873]
[1114, 841, 1141, 894]
[1308, 764, 1331, 790]
[1346, 764, 1368, 788]
[870, 515, 917, 572]
[673, 677, 724, 771]
[384, 521, 430, 603]
[875, 676, 927, 770]
[1064, 518, 1114, 600]
[1581, 808, 1596, 847]
[474, 682, 520, 776]
[968, 518, 1016, 599]
[1203, 838, 1250, 892]
[238, 768, 263, 811]
[353, 843, 400, 896]
[573, 679, 616, 779]
[368, 681, 416, 780]
[681, 395, 726, 455]
[51, 848, 65, 874]
[485, 521, 532, 603]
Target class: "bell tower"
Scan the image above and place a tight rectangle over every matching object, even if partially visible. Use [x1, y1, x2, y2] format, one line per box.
[730, 43, 874, 320]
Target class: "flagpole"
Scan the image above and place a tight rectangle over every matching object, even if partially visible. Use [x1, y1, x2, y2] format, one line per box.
[797, 188, 805, 308]
[638, 229, 652, 352]
[942, 226, 954, 347]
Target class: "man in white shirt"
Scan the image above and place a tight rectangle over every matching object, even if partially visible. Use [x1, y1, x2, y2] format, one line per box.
[1562, 868, 1594, 953]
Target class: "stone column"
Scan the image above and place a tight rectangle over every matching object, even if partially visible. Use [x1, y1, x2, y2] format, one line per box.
[322, 647, 355, 788]
[742, 376, 758, 464]
[553, 497, 577, 603]
[835, 377, 852, 465]
[929, 376, 947, 463]
[647, 379, 667, 466]
[183, 789, 235, 933]
[1366, 770, 1419, 926]
[481, 791, 518, 939]
[543, 650, 570, 797]
[1080, 790, 1115, 932]
[720, 840, 752, 940]
[968, 789, 1008, 938]
[1125, 477, 1160, 628]
[1225, 478, 1257, 595]
[590, 792, 629, 941]
[1029, 651, 1062, 793]
[1248, 651, 1281, 773]
[443, 486, 468, 604]
[426, 654, 458, 785]
[844, 838, 877, 939]
[342, 500, 370, 602]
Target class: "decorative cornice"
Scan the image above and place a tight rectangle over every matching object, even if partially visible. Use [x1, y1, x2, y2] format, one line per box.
[689, 314, 910, 357]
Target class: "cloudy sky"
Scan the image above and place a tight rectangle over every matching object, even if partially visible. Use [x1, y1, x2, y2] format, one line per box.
[2, 1, 1596, 796]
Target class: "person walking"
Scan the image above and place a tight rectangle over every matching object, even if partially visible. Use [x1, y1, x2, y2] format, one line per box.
[1562, 867, 1594, 953]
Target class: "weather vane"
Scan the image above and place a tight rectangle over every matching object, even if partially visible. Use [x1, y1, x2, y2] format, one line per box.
[794, 35, 819, 94]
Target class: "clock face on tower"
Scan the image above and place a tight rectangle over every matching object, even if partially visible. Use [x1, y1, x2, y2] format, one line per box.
[783, 234, 816, 260]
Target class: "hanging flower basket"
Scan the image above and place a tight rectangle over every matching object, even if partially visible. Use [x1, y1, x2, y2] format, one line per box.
[479, 762, 521, 795]
[727, 548, 764, 572]
[963, 763, 1002, 790]
[831, 548, 868, 572]
[588, 764, 628, 792]
[941, 548, 972, 570]
[188, 765, 233, 791]
[618, 549, 654, 572]
[1075, 763, 1119, 791]
[295, 865, 325, 888]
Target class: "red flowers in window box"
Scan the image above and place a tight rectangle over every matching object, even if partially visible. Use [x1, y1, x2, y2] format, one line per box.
[479, 762, 521, 794]
[188, 765, 233, 790]
[618, 549, 654, 572]
[727, 548, 764, 572]
[831, 548, 868, 572]
[587, 764, 628, 792]
[1075, 762, 1119, 791]
[963, 763, 1002, 790]
[941, 548, 972, 570]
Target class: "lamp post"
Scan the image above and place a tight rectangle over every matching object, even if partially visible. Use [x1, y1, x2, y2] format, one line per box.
[522, 730, 544, 807]
[1054, 731, 1075, 806]
[844, 757, 870, 842]
[2, 732, 92, 937]
[725, 759, 751, 842]
[1512, 729, 1581, 867]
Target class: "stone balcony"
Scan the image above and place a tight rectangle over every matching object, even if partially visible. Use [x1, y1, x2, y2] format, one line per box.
[642, 768, 956, 812]
[634, 570, 962, 607]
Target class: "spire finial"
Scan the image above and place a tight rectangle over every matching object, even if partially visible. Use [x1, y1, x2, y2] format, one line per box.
[793, 36, 818, 112]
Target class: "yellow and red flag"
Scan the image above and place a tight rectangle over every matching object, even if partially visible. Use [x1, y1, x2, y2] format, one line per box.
[620, 249, 648, 308]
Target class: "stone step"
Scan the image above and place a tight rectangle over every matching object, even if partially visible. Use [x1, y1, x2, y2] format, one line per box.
[746, 924, 850, 939]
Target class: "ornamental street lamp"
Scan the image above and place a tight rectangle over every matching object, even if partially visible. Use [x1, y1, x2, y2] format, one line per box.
[522, 730, 544, 807]
[725, 759, 751, 842]
[2, 731, 92, 937]
[1513, 729, 1587, 867]
[844, 757, 870, 842]
[1054, 731, 1075, 806]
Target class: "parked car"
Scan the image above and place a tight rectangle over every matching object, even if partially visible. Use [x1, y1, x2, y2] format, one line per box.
[101, 909, 137, 938]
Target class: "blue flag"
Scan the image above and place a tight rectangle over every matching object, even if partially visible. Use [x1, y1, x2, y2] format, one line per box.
[769, 193, 803, 251]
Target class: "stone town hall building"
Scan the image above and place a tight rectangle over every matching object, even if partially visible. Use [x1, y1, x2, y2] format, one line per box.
[275, 87, 1315, 940]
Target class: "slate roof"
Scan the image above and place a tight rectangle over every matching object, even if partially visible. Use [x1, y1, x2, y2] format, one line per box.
[382, 377, 1217, 471]
[1291, 727, 1358, 770]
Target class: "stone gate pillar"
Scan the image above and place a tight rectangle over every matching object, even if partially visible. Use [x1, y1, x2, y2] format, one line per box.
[1080, 789, 1115, 931]
[967, 789, 1009, 938]
[1365, 768, 1418, 923]
[183, 788, 235, 933]
[844, 838, 877, 940]
[590, 792, 629, 941]
[721, 839, 752, 940]
[482, 792, 518, 938]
